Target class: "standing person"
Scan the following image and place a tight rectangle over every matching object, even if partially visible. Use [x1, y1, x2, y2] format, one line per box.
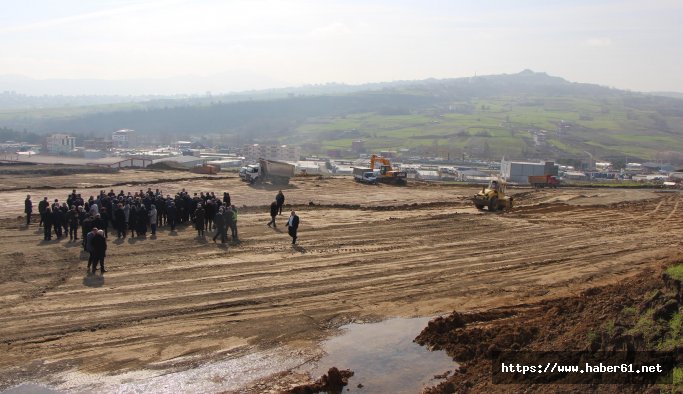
[205, 199, 214, 231]
[60, 203, 69, 236]
[136, 205, 148, 237]
[123, 200, 131, 234]
[81, 209, 92, 250]
[223, 192, 231, 206]
[230, 205, 239, 241]
[224, 206, 234, 241]
[167, 201, 177, 232]
[287, 210, 299, 245]
[212, 207, 226, 243]
[128, 204, 137, 237]
[43, 207, 53, 240]
[67, 206, 79, 241]
[114, 203, 126, 238]
[85, 227, 98, 271]
[52, 205, 65, 239]
[267, 201, 278, 228]
[99, 207, 110, 238]
[148, 204, 157, 236]
[24, 195, 33, 226]
[38, 197, 49, 227]
[194, 203, 205, 237]
[276, 190, 285, 215]
[91, 229, 108, 273]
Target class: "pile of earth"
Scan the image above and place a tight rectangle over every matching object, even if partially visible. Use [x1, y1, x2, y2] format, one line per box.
[146, 161, 190, 171]
[415, 253, 683, 393]
[286, 367, 354, 394]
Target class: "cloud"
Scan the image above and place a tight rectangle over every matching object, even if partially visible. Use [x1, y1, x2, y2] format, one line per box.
[586, 37, 612, 47]
[310, 22, 353, 38]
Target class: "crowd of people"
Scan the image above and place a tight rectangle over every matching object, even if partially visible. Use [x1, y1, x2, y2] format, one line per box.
[24, 188, 301, 274]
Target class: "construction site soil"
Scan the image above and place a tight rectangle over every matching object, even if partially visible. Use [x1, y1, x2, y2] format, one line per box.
[0, 169, 681, 392]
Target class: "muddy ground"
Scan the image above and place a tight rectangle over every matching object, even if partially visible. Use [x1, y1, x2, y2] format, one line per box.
[0, 170, 680, 392]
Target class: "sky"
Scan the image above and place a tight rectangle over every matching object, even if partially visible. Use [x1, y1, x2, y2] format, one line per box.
[1, 0, 682, 94]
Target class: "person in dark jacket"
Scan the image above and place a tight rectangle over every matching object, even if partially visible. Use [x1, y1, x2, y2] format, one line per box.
[230, 205, 239, 241]
[24, 195, 32, 226]
[114, 203, 126, 238]
[99, 207, 110, 238]
[167, 202, 177, 231]
[81, 211, 93, 250]
[194, 204, 205, 237]
[223, 192, 231, 206]
[91, 214, 104, 235]
[67, 206, 79, 241]
[85, 227, 98, 271]
[91, 229, 108, 274]
[212, 207, 226, 243]
[38, 197, 49, 227]
[224, 206, 234, 241]
[136, 205, 148, 236]
[287, 210, 299, 245]
[276, 190, 285, 215]
[128, 204, 137, 237]
[60, 203, 69, 236]
[52, 206, 65, 239]
[205, 199, 214, 231]
[43, 207, 53, 240]
[267, 201, 278, 228]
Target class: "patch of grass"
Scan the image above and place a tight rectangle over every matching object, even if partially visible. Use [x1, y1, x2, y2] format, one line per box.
[659, 313, 683, 351]
[628, 308, 663, 346]
[666, 265, 683, 282]
[602, 319, 616, 336]
[621, 306, 637, 316]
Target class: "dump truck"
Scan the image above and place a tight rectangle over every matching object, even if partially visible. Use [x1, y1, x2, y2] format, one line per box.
[244, 158, 296, 185]
[528, 175, 560, 188]
[472, 179, 513, 211]
[370, 154, 407, 185]
[353, 167, 378, 184]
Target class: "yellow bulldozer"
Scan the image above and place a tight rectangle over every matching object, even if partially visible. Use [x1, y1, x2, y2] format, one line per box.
[472, 178, 513, 211]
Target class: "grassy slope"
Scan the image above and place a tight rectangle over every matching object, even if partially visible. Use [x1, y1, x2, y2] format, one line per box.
[291, 94, 683, 160]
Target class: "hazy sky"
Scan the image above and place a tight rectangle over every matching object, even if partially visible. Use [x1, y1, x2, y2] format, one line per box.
[1, 0, 682, 94]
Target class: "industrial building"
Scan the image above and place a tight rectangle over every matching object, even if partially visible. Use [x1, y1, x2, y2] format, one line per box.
[242, 144, 300, 162]
[152, 155, 205, 169]
[112, 129, 137, 148]
[501, 160, 558, 184]
[45, 134, 76, 154]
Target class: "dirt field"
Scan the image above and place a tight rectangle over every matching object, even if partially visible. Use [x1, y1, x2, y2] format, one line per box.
[0, 170, 680, 391]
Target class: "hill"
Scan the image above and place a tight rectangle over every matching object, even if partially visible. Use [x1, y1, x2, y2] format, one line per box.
[1, 70, 682, 163]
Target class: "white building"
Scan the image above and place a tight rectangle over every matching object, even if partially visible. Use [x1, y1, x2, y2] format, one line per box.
[112, 129, 137, 148]
[501, 160, 558, 184]
[243, 144, 300, 162]
[46, 134, 75, 154]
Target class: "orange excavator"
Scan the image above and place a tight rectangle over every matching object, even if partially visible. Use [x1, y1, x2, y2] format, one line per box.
[370, 154, 407, 185]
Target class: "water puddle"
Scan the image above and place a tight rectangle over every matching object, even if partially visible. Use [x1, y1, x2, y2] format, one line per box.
[3, 318, 453, 393]
[310, 317, 455, 393]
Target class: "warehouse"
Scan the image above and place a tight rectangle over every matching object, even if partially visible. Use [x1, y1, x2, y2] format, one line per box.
[501, 160, 558, 184]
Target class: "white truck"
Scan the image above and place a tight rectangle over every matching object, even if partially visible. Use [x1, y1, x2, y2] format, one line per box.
[244, 158, 296, 185]
[353, 167, 378, 184]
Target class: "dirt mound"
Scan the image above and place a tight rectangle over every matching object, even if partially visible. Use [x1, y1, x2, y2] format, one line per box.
[416, 254, 683, 393]
[146, 161, 189, 171]
[286, 367, 354, 394]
